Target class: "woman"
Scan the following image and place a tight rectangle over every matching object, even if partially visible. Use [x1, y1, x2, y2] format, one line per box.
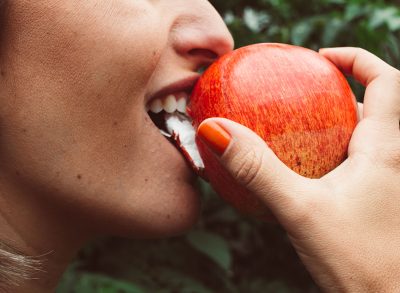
[0, 1, 399, 292]
[0, 0, 232, 291]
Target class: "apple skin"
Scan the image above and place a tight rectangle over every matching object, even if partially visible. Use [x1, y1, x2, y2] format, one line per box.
[187, 43, 358, 218]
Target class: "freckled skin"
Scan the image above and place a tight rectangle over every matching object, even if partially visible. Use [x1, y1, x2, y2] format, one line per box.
[0, 0, 233, 243]
[0, 2, 233, 289]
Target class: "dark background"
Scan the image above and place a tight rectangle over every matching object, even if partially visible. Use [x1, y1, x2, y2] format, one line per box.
[57, 1, 400, 292]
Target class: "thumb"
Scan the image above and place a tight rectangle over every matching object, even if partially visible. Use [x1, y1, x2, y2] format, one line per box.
[197, 118, 310, 219]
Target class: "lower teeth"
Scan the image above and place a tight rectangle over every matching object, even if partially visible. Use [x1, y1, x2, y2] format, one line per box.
[160, 129, 172, 138]
[164, 112, 205, 171]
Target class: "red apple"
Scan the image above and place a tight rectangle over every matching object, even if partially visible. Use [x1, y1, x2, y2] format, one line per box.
[167, 43, 358, 218]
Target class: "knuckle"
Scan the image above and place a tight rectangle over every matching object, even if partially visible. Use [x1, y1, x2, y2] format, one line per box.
[232, 147, 264, 188]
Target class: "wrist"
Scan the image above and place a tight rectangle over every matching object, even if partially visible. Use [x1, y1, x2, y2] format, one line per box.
[307, 245, 400, 293]
[329, 261, 400, 292]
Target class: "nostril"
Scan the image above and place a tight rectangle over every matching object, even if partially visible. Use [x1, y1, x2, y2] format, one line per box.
[188, 49, 218, 61]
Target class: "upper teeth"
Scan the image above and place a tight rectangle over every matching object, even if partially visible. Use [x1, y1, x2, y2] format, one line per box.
[147, 92, 188, 114]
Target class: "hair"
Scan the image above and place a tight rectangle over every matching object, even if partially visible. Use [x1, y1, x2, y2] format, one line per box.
[0, 0, 43, 290]
[0, 242, 42, 290]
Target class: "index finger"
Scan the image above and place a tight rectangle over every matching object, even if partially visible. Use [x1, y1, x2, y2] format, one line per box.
[320, 47, 400, 122]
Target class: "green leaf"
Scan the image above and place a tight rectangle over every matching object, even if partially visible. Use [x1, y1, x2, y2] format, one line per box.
[387, 16, 400, 31]
[291, 21, 314, 46]
[322, 17, 344, 46]
[243, 7, 270, 33]
[344, 4, 366, 21]
[369, 7, 399, 29]
[386, 34, 400, 61]
[187, 231, 232, 271]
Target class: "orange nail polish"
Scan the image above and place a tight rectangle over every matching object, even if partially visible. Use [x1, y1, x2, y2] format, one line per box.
[197, 120, 231, 156]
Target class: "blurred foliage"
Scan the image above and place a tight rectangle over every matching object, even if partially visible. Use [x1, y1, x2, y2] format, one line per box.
[58, 1, 400, 292]
[58, 181, 315, 292]
[213, 0, 400, 100]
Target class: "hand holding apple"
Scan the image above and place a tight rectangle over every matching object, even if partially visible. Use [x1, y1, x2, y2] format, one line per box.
[188, 43, 358, 217]
[197, 47, 400, 291]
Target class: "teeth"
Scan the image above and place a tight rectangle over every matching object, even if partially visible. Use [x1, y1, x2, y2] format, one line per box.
[177, 98, 187, 113]
[147, 92, 189, 114]
[176, 93, 188, 113]
[149, 99, 163, 114]
[164, 95, 177, 113]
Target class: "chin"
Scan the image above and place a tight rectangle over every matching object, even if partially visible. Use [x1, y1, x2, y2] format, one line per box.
[104, 176, 202, 240]
[145, 183, 202, 239]
[125, 115, 203, 238]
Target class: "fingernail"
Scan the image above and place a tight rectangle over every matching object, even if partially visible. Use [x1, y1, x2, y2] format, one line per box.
[197, 120, 231, 156]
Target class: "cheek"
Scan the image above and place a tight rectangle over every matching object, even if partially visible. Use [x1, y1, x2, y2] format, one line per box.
[6, 3, 168, 132]
[0, 3, 168, 192]
[9, 2, 166, 112]
[0, 2, 204, 238]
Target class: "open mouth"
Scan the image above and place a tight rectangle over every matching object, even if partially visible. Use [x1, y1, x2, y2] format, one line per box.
[146, 92, 188, 136]
[146, 92, 205, 174]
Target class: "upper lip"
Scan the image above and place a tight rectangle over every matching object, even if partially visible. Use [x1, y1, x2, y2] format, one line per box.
[145, 75, 200, 106]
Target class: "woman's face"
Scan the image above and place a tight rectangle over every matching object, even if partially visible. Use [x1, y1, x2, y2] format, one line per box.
[0, 1, 233, 237]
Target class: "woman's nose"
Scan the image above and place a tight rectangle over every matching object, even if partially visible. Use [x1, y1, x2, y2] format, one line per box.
[172, 2, 234, 70]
